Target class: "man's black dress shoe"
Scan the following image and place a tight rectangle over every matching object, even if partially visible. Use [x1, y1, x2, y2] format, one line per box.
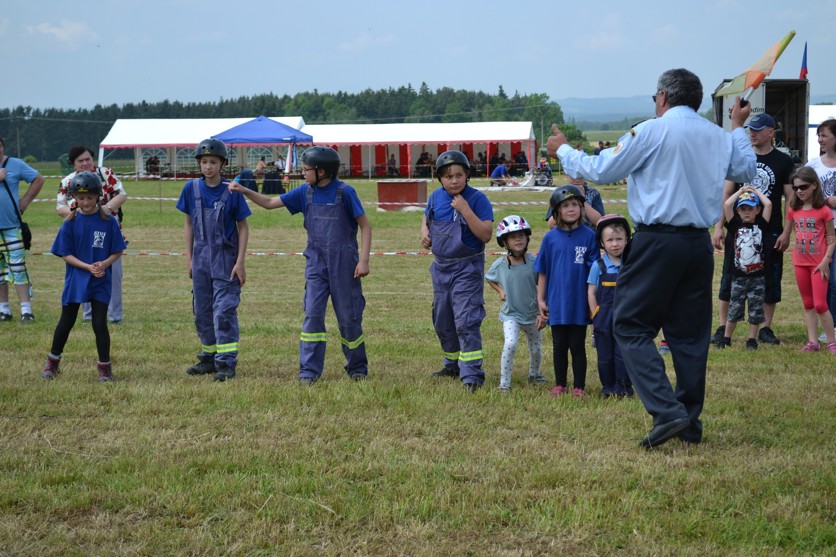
[639, 417, 690, 449]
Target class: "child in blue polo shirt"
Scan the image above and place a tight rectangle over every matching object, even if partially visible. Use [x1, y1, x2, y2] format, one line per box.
[229, 146, 371, 384]
[421, 150, 494, 392]
[588, 214, 633, 396]
[177, 139, 251, 382]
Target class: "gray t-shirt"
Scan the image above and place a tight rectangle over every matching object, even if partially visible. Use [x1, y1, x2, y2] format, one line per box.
[485, 253, 539, 324]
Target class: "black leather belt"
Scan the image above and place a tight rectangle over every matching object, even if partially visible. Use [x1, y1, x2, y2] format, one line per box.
[636, 224, 708, 234]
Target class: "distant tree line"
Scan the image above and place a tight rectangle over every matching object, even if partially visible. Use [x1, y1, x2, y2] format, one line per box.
[0, 83, 585, 161]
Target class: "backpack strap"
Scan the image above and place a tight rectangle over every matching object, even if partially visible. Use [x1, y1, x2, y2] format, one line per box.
[0, 158, 25, 227]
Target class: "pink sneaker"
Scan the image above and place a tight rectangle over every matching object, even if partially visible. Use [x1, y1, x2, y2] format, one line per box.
[572, 387, 588, 398]
[800, 342, 821, 353]
[828, 342, 836, 354]
[41, 355, 61, 380]
[550, 385, 569, 397]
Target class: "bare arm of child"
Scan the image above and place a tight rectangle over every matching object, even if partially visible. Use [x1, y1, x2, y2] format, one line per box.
[781, 213, 795, 253]
[815, 220, 836, 281]
[184, 215, 194, 279]
[723, 186, 744, 222]
[753, 188, 772, 222]
[89, 251, 124, 278]
[420, 214, 431, 249]
[537, 272, 549, 322]
[451, 194, 492, 243]
[587, 283, 598, 319]
[231, 219, 248, 286]
[775, 182, 794, 252]
[487, 280, 505, 301]
[584, 204, 603, 227]
[581, 190, 603, 226]
[228, 182, 285, 209]
[355, 214, 372, 278]
[62, 255, 97, 276]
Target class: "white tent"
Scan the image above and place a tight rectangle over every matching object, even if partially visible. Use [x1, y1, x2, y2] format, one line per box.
[98, 116, 306, 172]
[301, 121, 534, 145]
[97, 118, 536, 177]
[302, 121, 536, 178]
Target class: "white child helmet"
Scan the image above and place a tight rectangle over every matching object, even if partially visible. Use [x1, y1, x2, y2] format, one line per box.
[496, 215, 532, 248]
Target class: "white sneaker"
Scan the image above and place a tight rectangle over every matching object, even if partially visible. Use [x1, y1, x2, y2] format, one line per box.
[819, 328, 836, 343]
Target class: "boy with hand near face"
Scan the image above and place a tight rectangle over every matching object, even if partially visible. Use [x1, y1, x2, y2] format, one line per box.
[177, 139, 251, 382]
[718, 187, 772, 350]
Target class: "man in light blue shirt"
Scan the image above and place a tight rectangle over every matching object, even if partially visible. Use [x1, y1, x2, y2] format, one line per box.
[548, 68, 756, 449]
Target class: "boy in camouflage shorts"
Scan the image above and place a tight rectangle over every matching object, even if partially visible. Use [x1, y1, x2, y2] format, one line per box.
[718, 187, 773, 350]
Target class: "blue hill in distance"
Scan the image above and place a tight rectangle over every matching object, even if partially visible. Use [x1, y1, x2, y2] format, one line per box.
[557, 93, 836, 123]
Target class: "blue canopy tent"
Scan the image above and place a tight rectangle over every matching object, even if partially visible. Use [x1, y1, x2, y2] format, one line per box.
[212, 115, 312, 145]
[213, 116, 312, 193]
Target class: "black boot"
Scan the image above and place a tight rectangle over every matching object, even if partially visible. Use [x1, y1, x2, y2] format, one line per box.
[186, 353, 216, 376]
[214, 363, 236, 382]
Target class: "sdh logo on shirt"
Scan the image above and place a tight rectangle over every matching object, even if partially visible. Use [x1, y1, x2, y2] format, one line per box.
[574, 246, 587, 264]
[92, 231, 106, 249]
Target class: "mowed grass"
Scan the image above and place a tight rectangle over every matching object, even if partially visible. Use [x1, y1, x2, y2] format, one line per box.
[1, 177, 833, 556]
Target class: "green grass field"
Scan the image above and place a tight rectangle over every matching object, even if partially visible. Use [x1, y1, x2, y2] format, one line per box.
[582, 131, 628, 148]
[1, 176, 833, 556]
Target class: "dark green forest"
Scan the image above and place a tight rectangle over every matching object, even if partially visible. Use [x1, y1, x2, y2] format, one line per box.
[0, 83, 582, 161]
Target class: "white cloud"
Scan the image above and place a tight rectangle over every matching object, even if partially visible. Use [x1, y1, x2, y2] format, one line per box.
[572, 31, 627, 53]
[338, 32, 394, 52]
[25, 20, 97, 44]
[652, 24, 678, 42]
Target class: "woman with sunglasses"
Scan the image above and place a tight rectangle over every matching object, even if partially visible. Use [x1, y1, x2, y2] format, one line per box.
[784, 166, 836, 352]
[805, 118, 836, 340]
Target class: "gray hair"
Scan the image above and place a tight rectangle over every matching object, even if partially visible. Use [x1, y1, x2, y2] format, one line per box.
[657, 68, 703, 111]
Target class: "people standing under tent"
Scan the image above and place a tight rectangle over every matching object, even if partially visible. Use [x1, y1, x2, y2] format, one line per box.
[57, 145, 128, 324]
[421, 150, 493, 392]
[256, 156, 268, 175]
[42, 172, 126, 382]
[0, 136, 45, 323]
[177, 139, 251, 382]
[236, 163, 257, 192]
[548, 68, 756, 448]
[229, 146, 371, 384]
[387, 154, 399, 177]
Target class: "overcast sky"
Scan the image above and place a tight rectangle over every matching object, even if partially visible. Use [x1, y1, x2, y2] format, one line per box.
[4, 0, 832, 113]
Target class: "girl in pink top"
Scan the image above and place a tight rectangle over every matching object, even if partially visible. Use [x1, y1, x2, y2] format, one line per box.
[785, 166, 836, 352]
